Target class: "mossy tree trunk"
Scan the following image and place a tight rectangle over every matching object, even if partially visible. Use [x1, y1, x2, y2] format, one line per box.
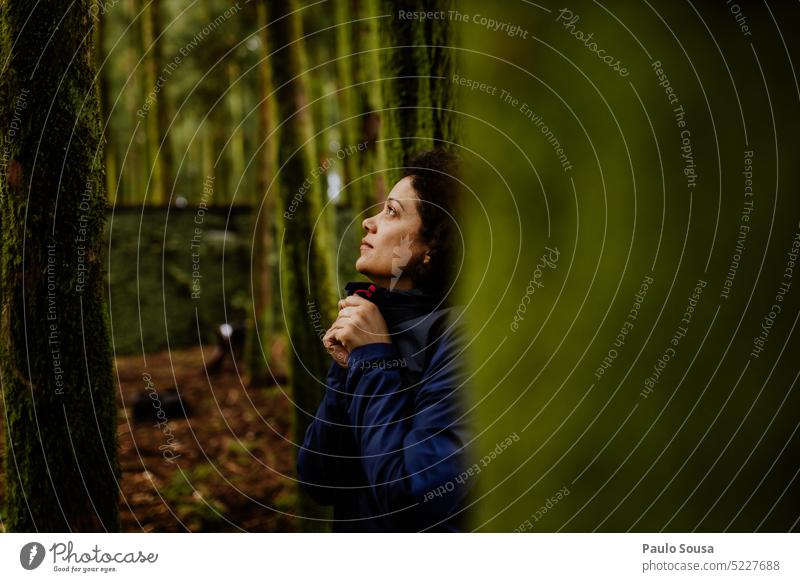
[141, 0, 167, 205]
[0, 0, 119, 531]
[123, 0, 142, 206]
[352, 0, 387, 208]
[334, 0, 359, 207]
[152, 0, 174, 204]
[94, 5, 117, 204]
[337, 0, 387, 283]
[245, 0, 280, 386]
[267, 0, 337, 532]
[379, 0, 458, 182]
[227, 59, 246, 205]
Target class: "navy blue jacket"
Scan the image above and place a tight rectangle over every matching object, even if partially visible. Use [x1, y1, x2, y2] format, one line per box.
[297, 284, 474, 532]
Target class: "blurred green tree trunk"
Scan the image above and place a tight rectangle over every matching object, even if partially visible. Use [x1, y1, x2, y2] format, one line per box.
[245, 1, 281, 387]
[141, 0, 167, 205]
[335, 0, 387, 284]
[124, 0, 143, 205]
[152, 0, 174, 204]
[379, 0, 458, 181]
[227, 59, 246, 205]
[334, 0, 359, 206]
[267, 0, 337, 532]
[352, 0, 387, 207]
[0, 0, 120, 531]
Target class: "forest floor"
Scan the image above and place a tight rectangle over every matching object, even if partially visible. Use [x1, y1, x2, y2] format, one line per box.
[115, 347, 297, 531]
[0, 346, 298, 532]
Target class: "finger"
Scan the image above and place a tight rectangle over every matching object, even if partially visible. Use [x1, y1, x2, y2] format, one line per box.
[336, 306, 360, 319]
[331, 327, 349, 347]
[323, 326, 345, 347]
[332, 349, 349, 367]
[343, 294, 369, 306]
[323, 327, 337, 344]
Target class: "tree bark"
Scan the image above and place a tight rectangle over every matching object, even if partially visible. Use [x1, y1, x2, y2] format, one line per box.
[227, 59, 246, 205]
[334, 0, 359, 207]
[0, 0, 120, 531]
[152, 0, 174, 204]
[141, 0, 168, 205]
[379, 0, 458, 182]
[245, 0, 280, 387]
[352, 0, 387, 208]
[266, 0, 337, 532]
[94, 3, 117, 204]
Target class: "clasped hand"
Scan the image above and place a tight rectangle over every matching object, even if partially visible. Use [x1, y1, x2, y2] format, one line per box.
[322, 294, 391, 368]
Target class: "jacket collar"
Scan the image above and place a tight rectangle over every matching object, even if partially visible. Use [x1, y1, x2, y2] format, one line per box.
[344, 281, 443, 329]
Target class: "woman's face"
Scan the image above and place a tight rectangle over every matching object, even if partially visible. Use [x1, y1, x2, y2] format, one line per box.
[356, 176, 430, 290]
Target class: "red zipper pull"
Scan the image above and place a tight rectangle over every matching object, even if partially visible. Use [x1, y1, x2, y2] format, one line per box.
[353, 283, 377, 298]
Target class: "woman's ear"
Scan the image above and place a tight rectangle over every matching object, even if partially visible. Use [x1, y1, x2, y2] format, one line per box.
[420, 241, 435, 264]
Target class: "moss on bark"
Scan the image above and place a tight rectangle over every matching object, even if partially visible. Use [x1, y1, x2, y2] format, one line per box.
[267, 0, 337, 531]
[245, 0, 280, 387]
[379, 0, 458, 181]
[0, 0, 120, 531]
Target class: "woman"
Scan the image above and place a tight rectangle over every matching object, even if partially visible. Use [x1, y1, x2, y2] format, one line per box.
[296, 149, 474, 532]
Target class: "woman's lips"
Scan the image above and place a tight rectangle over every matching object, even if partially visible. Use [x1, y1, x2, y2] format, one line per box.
[360, 244, 372, 251]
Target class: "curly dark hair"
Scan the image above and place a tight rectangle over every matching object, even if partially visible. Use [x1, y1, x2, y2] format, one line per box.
[401, 148, 464, 301]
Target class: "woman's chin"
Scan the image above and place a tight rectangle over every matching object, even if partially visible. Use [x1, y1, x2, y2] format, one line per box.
[354, 258, 369, 276]
[354, 262, 384, 285]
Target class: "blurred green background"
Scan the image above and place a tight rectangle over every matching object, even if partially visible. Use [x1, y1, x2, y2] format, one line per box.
[459, 0, 800, 531]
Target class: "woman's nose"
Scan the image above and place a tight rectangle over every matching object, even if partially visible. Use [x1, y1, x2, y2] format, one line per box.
[362, 214, 377, 232]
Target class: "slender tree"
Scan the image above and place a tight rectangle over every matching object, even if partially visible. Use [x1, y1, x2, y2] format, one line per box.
[337, 0, 387, 282]
[94, 4, 117, 204]
[124, 0, 144, 205]
[245, 0, 280, 386]
[227, 58, 246, 205]
[352, 0, 387, 207]
[152, 0, 174, 203]
[267, 0, 337, 531]
[379, 0, 458, 181]
[141, 0, 169, 205]
[0, 0, 119, 531]
[334, 0, 359, 206]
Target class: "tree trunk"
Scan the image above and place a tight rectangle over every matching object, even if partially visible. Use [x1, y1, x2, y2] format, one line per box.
[152, 0, 174, 204]
[245, 0, 281, 387]
[94, 4, 117, 204]
[352, 0, 387, 208]
[334, 0, 359, 208]
[141, 0, 166, 205]
[379, 0, 458, 182]
[267, 0, 337, 532]
[227, 59, 246, 205]
[0, 0, 120, 531]
[124, 0, 143, 205]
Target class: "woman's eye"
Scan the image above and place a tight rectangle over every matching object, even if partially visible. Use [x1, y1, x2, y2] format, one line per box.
[385, 205, 397, 216]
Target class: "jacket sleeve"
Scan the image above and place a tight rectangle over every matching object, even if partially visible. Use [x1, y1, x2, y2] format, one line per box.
[296, 361, 361, 506]
[344, 324, 472, 522]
